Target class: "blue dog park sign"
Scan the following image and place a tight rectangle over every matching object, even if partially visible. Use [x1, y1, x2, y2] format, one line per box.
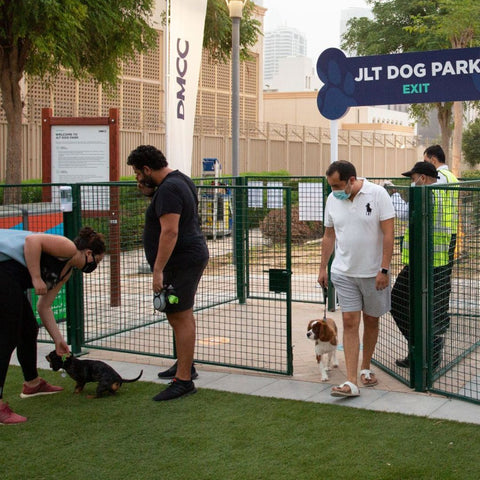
[316, 47, 480, 120]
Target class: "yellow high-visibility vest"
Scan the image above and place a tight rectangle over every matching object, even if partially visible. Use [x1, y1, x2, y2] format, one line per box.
[401, 189, 453, 267]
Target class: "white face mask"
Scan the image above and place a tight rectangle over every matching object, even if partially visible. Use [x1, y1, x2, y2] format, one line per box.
[411, 176, 424, 187]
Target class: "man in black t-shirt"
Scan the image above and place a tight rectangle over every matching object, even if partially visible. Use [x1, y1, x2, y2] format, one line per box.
[127, 145, 209, 401]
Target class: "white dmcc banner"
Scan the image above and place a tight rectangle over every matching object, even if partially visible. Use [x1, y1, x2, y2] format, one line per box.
[167, 0, 208, 175]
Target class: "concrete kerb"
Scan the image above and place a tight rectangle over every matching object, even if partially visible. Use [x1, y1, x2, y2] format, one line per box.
[21, 325, 480, 426]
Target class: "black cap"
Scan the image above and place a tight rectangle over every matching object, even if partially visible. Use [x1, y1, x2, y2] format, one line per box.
[402, 161, 439, 179]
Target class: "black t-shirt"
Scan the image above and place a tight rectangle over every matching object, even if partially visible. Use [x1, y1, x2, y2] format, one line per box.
[143, 170, 209, 270]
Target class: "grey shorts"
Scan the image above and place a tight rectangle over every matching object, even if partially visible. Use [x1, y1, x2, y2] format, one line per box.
[330, 272, 391, 317]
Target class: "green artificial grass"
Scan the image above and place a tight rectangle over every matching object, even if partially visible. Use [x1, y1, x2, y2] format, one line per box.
[1, 366, 479, 480]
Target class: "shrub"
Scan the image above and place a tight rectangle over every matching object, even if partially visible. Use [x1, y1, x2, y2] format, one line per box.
[259, 206, 323, 244]
[460, 170, 480, 180]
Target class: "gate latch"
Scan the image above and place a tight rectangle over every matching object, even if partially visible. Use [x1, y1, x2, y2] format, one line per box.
[268, 269, 291, 293]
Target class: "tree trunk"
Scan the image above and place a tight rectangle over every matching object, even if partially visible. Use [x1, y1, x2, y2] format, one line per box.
[436, 102, 453, 161]
[451, 101, 464, 177]
[1, 43, 24, 204]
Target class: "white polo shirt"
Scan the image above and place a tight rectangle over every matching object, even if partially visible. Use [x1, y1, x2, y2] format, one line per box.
[324, 178, 395, 277]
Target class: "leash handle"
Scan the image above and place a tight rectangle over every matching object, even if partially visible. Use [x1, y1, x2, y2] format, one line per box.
[323, 286, 328, 321]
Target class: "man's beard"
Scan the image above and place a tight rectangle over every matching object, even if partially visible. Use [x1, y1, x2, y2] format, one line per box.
[140, 174, 156, 188]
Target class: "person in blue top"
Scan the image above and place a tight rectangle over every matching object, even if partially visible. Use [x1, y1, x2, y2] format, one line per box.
[0, 227, 105, 424]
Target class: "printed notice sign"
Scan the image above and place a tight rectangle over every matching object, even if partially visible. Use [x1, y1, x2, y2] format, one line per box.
[51, 125, 109, 209]
[248, 181, 264, 208]
[299, 183, 323, 221]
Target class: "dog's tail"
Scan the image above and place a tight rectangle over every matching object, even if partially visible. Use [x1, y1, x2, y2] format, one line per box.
[121, 370, 143, 383]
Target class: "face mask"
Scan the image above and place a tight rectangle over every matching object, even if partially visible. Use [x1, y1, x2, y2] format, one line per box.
[82, 254, 97, 274]
[333, 190, 351, 200]
[333, 183, 352, 200]
[411, 176, 424, 187]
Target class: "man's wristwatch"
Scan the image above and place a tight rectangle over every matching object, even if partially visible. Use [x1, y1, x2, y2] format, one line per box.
[380, 268, 389, 275]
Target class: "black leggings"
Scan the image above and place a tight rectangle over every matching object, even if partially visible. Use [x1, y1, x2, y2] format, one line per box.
[0, 268, 39, 399]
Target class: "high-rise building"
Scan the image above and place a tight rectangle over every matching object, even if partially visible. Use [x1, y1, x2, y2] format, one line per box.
[264, 26, 307, 86]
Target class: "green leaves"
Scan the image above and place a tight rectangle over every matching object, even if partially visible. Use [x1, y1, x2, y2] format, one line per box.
[462, 116, 480, 167]
[203, 0, 261, 62]
[0, 0, 157, 85]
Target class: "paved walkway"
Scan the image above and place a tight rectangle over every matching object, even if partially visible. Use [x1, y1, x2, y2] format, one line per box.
[23, 338, 480, 426]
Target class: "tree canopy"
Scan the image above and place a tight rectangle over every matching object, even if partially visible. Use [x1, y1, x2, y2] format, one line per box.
[462, 117, 480, 168]
[203, 0, 261, 62]
[0, 0, 261, 198]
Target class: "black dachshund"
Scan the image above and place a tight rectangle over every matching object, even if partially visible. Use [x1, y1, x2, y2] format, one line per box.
[46, 350, 143, 398]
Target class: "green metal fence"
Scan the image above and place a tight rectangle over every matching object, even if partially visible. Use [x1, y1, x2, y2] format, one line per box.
[239, 176, 327, 304]
[373, 180, 480, 405]
[3, 178, 480, 403]
[11, 182, 294, 375]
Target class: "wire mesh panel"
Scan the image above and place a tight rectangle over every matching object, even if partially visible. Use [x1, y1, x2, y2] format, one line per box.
[430, 183, 480, 403]
[73, 182, 293, 375]
[372, 182, 412, 386]
[78, 183, 175, 357]
[195, 184, 293, 374]
[372, 180, 480, 404]
[241, 176, 326, 304]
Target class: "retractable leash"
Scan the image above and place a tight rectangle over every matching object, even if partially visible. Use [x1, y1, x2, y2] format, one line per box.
[153, 285, 179, 312]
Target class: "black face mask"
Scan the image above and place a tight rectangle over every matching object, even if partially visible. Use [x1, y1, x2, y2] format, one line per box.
[82, 254, 97, 274]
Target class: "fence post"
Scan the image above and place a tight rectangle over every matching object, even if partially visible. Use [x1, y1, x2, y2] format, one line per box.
[234, 178, 246, 304]
[285, 187, 293, 374]
[63, 184, 84, 355]
[409, 185, 428, 391]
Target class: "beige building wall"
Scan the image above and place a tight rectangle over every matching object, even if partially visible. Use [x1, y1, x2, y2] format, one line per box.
[263, 91, 416, 136]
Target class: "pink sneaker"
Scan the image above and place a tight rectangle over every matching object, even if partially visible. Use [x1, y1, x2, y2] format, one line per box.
[0, 402, 27, 424]
[20, 378, 63, 398]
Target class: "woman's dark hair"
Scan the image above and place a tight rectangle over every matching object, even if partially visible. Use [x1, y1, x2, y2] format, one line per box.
[127, 145, 168, 170]
[325, 160, 357, 181]
[74, 227, 106, 255]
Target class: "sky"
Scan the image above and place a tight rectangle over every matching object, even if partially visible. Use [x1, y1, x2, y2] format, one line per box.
[260, 0, 371, 61]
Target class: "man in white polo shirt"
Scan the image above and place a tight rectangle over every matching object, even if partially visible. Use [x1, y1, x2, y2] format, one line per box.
[318, 160, 395, 397]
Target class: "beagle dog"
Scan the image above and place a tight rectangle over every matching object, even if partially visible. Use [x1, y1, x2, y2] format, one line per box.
[306, 318, 339, 381]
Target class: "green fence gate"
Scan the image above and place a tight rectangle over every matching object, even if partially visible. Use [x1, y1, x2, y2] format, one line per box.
[30, 182, 295, 376]
[373, 180, 480, 405]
